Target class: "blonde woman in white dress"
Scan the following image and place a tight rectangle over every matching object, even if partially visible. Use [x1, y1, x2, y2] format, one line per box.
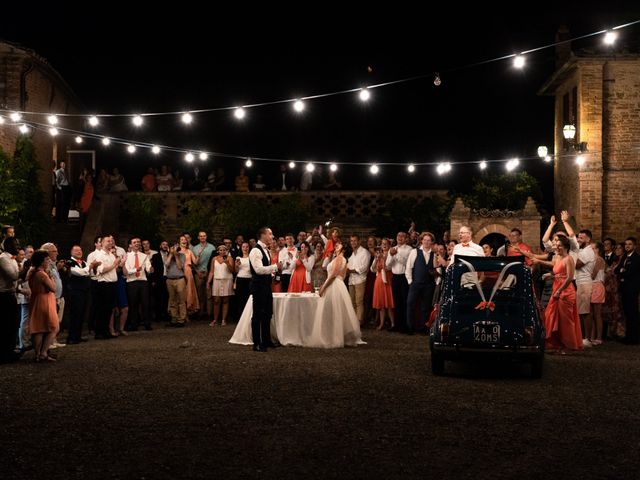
[207, 245, 235, 326]
[315, 242, 365, 348]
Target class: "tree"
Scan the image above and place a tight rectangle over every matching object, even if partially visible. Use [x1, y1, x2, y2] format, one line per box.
[462, 172, 542, 211]
[371, 195, 455, 239]
[123, 193, 165, 244]
[0, 136, 48, 245]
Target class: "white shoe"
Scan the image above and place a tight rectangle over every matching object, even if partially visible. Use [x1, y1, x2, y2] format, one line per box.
[50, 341, 66, 349]
[582, 338, 593, 347]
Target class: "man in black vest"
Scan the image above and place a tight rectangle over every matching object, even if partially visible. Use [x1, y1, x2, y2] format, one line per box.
[249, 227, 280, 352]
[404, 232, 437, 335]
[65, 245, 96, 344]
[615, 237, 640, 344]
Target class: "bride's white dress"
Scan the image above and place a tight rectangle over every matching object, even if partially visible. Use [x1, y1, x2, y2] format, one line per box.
[309, 257, 365, 348]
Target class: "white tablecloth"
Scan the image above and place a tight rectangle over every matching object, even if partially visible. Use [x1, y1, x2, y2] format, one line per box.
[229, 292, 365, 348]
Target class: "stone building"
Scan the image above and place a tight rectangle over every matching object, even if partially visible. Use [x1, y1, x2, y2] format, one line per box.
[0, 40, 84, 212]
[539, 30, 640, 241]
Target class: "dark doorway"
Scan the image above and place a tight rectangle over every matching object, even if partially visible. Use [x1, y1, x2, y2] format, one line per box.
[479, 232, 507, 256]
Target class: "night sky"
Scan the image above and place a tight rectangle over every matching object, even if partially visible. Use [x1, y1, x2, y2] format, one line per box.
[2, 3, 640, 208]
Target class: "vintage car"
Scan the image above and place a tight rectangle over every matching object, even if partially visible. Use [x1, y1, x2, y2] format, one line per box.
[429, 254, 545, 377]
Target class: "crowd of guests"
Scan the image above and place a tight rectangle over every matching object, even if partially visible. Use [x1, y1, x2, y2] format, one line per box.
[1, 208, 638, 363]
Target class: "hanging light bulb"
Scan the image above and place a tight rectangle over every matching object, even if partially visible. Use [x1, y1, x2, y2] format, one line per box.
[185, 152, 195, 162]
[181, 112, 193, 124]
[75, 136, 83, 144]
[407, 164, 415, 173]
[288, 161, 296, 169]
[47, 115, 59, 125]
[10, 112, 22, 122]
[369, 164, 379, 174]
[102, 137, 111, 146]
[199, 153, 208, 161]
[245, 157, 253, 167]
[49, 127, 59, 136]
[18, 124, 29, 134]
[132, 115, 144, 126]
[293, 100, 305, 112]
[433, 73, 441, 86]
[604, 31, 618, 45]
[359, 88, 371, 102]
[127, 145, 136, 154]
[330, 163, 338, 172]
[513, 55, 526, 69]
[306, 163, 315, 172]
[151, 145, 161, 155]
[88, 116, 99, 126]
[234, 107, 246, 120]
[544, 155, 552, 163]
[575, 155, 586, 167]
[479, 161, 488, 170]
[537, 146, 548, 158]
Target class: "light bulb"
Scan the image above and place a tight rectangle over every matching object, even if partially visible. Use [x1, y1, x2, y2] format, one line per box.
[49, 127, 59, 136]
[407, 164, 415, 173]
[151, 146, 161, 154]
[185, 153, 195, 162]
[199, 153, 208, 161]
[513, 55, 525, 68]
[359, 88, 371, 102]
[289, 161, 296, 169]
[132, 115, 144, 126]
[234, 107, 246, 120]
[181, 113, 193, 124]
[369, 164, 379, 174]
[10, 112, 22, 122]
[75, 136, 83, 144]
[306, 163, 315, 172]
[293, 100, 305, 112]
[47, 115, 58, 125]
[102, 137, 110, 146]
[89, 116, 99, 126]
[127, 145, 136, 154]
[330, 163, 338, 172]
[245, 158, 253, 167]
[479, 161, 487, 170]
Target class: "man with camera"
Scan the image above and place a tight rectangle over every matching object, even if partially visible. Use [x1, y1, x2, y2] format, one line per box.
[165, 241, 187, 327]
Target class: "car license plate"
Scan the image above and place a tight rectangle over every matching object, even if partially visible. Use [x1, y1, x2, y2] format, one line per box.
[474, 324, 500, 343]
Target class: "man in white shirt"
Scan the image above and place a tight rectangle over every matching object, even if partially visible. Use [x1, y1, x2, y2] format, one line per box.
[249, 227, 280, 352]
[575, 229, 596, 346]
[278, 234, 297, 292]
[405, 232, 438, 334]
[125, 237, 152, 331]
[449, 226, 485, 265]
[65, 245, 96, 344]
[347, 235, 371, 325]
[386, 231, 412, 331]
[86, 236, 103, 335]
[94, 235, 120, 339]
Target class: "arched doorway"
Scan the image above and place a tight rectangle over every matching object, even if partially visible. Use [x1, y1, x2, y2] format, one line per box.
[479, 232, 507, 256]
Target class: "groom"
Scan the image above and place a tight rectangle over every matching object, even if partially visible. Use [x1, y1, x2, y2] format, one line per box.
[249, 227, 280, 352]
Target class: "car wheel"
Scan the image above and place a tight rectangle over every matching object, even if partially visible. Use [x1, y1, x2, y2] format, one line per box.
[531, 353, 544, 379]
[431, 353, 445, 376]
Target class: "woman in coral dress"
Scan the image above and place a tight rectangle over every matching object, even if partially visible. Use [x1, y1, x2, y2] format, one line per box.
[179, 235, 200, 315]
[371, 238, 395, 330]
[28, 250, 60, 362]
[534, 235, 583, 354]
[270, 242, 282, 293]
[288, 242, 314, 293]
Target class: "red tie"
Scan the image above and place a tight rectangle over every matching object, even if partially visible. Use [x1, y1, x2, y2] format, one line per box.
[134, 253, 140, 277]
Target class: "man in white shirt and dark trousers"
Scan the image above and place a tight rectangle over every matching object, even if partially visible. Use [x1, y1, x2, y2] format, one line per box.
[278, 234, 297, 293]
[347, 235, 371, 326]
[386, 231, 412, 332]
[249, 227, 280, 352]
[405, 232, 438, 335]
[125, 237, 152, 331]
[94, 235, 120, 339]
[65, 245, 95, 344]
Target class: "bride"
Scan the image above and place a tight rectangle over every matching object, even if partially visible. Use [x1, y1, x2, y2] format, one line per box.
[313, 241, 365, 348]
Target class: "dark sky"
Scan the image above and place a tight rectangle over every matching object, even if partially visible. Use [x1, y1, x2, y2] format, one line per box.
[2, 3, 640, 204]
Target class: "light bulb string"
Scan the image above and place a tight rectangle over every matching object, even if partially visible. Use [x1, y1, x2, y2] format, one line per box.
[1, 19, 638, 118]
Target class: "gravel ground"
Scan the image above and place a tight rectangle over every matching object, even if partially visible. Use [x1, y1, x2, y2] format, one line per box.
[1, 322, 639, 480]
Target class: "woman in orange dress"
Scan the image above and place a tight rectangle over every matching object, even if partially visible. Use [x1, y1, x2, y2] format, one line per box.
[28, 250, 59, 362]
[288, 242, 314, 293]
[79, 169, 94, 215]
[534, 235, 583, 354]
[179, 235, 200, 316]
[371, 238, 395, 330]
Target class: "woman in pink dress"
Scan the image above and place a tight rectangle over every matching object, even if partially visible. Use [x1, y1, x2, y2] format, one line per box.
[28, 250, 59, 362]
[287, 242, 314, 293]
[179, 235, 200, 315]
[370, 238, 395, 330]
[534, 235, 583, 354]
[269, 243, 282, 293]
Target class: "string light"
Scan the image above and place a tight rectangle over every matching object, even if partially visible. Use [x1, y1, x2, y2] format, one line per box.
[132, 115, 144, 126]
[436, 162, 452, 175]
[89, 116, 99, 126]
[102, 137, 111, 146]
[479, 161, 487, 170]
[293, 100, 305, 113]
[18, 124, 29, 134]
[10, 112, 22, 122]
[75, 136, 83, 144]
[537, 146, 548, 158]
[47, 115, 58, 125]
[127, 145, 137, 154]
[575, 155, 586, 166]
[49, 127, 59, 136]
[245, 158, 253, 167]
[181, 112, 193, 124]
[330, 163, 338, 172]
[407, 164, 415, 173]
[185, 152, 195, 162]
[513, 55, 526, 69]
[544, 155, 552, 163]
[199, 152, 208, 161]
[151, 145, 161, 154]
[288, 161, 296, 169]
[369, 164, 379, 174]
[433, 73, 441, 86]
[505, 158, 519, 171]
[604, 31, 618, 45]
[306, 163, 315, 172]
[359, 88, 371, 102]
[234, 107, 246, 120]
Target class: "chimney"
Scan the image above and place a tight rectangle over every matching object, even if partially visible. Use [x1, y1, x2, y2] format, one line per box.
[555, 25, 572, 69]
